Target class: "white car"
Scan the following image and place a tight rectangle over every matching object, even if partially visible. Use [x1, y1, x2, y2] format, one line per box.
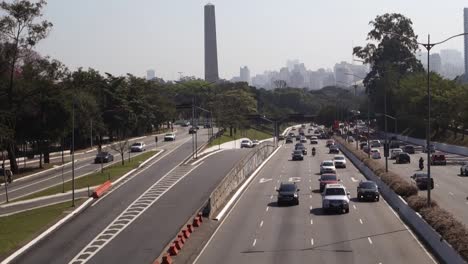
[370, 140, 381, 148]
[240, 139, 253, 148]
[320, 160, 336, 174]
[333, 155, 347, 168]
[164, 133, 176, 141]
[130, 142, 146, 152]
[310, 136, 319, 144]
[371, 149, 381, 159]
[390, 148, 403, 159]
[322, 183, 350, 214]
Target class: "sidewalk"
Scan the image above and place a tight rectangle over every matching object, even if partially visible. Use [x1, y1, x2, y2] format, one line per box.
[0, 188, 91, 217]
[200, 137, 274, 156]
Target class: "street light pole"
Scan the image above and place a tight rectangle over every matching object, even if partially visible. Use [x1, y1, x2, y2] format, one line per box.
[71, 98, 75, 207]
[425, 34, 432, 206]
[384, 72, 388, 172]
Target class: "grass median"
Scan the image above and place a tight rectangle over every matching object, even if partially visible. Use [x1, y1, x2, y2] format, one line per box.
[0, 199, 84, 258]
[16, 150, 158, 202]
[209, 128, 272, 147]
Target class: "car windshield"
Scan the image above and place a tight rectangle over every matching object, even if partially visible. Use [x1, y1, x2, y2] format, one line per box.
[280, 184, 296, 192]
[131, 143, 141, 147]
[322, 162, 334, 166]
[241, 140, 250, 143]
[360, 182, 377, 189]
[321, 175, 337, 181]
[325, 188, 345, 196]
[165, 134, 173, 136]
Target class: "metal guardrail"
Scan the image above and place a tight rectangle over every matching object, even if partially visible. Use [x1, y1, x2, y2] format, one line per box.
[206, 141, 276, 218]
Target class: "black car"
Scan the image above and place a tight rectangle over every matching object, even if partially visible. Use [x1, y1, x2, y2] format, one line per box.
[329, 145, 339, 154]
[295, 135, 301, 141]
[95, 152, 114, 163]
[203, 123, 212, 128]
[460, 164, 468, 176]
[285, 137, 293, 144]
[402, 145, 415, 154]
[276, 183, 300, 205]
[396, 152, 411, 164]
[357, 181, 380, 201]
[292, 150, 304, 161]
[411, 172, 434, 190]
[189, 127, 197, 134]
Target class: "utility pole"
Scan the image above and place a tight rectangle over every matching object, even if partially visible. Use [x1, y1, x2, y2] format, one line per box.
[71, 99, 75, 207]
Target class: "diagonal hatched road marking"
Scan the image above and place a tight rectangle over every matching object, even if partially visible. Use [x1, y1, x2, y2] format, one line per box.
[69, 163, 201, 264]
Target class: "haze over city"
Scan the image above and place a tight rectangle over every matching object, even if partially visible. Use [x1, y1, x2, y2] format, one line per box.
[36, 0, 467, 81]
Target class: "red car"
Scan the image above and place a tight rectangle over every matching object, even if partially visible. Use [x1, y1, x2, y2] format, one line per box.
[319, 173, 340, 192]
[431, 152, 447, 165]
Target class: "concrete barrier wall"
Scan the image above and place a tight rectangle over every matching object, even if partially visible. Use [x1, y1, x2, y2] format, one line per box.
[208, 142, 275, 218]
[387, 132, 468, 156]
[338, 142, 466, 264]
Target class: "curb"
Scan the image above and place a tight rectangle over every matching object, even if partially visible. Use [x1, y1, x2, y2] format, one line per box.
[0, 197, 95, 264]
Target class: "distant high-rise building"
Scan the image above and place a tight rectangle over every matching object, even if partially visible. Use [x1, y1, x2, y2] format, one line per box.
[239, 66, 250, 84]
[464, 8, 468, 77]
[204, 3, 219, 82]
[429, 53, 442, 74]
[146, 69, 155, 80]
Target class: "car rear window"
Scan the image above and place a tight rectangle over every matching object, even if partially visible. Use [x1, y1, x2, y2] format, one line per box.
[322, 162, 334, 166]
[334, 156, 345, 160]
[321, 175, 337, 181]
[325, 188, 345, 196]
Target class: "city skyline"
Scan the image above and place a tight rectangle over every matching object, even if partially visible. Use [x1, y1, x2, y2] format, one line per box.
[35, 1, 468, 81]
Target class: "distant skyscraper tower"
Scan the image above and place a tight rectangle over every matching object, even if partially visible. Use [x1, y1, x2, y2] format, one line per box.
[204, 3, 219, 82]
[464, 8, 468, 76]
[146, 69, 155, 80]
[240, 66, 250, 84]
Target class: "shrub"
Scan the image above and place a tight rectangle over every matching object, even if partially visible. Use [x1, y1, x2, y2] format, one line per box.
[407, 195, 438, 212]
[420, 206, 468, 260]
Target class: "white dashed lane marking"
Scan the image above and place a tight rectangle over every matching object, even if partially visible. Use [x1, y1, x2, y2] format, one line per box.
[310, 219, 313, 225]
[310, 238, 314, 246]
[252, 239, 257, 247]
[359, 219, 363, 224]
[353, 204, 357, 210]
[368, 237, 373, 244]
[266, 207, 269, 212]
[260, 221, 264, 228]
[69, 163, 200, 264]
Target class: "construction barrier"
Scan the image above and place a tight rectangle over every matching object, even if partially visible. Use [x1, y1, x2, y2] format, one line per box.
[92, 180, 112, 198]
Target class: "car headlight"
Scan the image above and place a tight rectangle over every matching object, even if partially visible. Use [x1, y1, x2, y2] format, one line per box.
[294, 193, 298, 198]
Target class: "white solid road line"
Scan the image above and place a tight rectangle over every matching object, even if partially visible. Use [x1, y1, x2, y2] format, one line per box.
[310, 238, 314, 246]
[381, 200, 437, 263]
[213, 142, 283, 220]
[368, 237, 373, 244]
[1, 197, 94, 264]
[192, 149, 225, 166]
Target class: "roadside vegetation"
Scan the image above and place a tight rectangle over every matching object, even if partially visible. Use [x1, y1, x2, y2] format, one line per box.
[16, 151, 157, 201]
[337, 137, 468, 260]
[0, 199, 84, 258]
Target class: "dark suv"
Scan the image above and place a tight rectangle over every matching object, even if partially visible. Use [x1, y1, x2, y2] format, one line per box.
[402, 145, 415, 154]
[276, 183, 300, 205]
[396, 152, 411, 164]
[411, 172, 434, 190]
[357, 181, 380, 201]
[329, 145, 339, 154]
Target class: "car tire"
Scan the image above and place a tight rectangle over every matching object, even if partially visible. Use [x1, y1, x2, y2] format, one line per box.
[345, 208, 350, 214]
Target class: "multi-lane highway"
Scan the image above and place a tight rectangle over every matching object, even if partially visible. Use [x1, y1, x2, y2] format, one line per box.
[13, 129, 251, 264]
[194, 129, 436, 264]
[369, 141, 468, 226]
[0, 128, 196, 203]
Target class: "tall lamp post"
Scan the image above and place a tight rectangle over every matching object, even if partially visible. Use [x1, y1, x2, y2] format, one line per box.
[383, 31, 468, 206]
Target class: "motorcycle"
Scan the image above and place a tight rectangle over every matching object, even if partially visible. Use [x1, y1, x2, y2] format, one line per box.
[311, 148, 316, 156]
[419, 161, 424, 170]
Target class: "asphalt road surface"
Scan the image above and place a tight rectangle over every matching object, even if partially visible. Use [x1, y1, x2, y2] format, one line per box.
[0, 127, 202, 203]
[13, 136, 250, 264]
[194, 130, 436, 264]
[368, 141, 468, 226]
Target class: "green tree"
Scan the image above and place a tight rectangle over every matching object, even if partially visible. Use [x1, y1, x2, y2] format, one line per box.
[0, 0, 52, 173]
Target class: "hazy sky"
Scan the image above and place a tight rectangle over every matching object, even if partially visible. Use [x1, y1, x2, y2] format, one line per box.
[35, 0, 467, 80]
